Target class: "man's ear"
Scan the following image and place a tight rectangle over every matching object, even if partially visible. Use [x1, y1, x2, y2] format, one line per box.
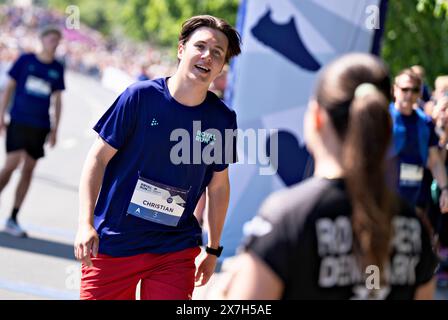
[309, 100, 324, 131]
[315, 108, 323, 131]
[177, 42, 184, 61]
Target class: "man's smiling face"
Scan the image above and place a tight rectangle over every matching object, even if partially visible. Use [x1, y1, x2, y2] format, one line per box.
[177, 26, 229, 86]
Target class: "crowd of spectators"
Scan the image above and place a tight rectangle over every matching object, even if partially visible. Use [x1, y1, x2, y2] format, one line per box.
[0, 4, 177, 90]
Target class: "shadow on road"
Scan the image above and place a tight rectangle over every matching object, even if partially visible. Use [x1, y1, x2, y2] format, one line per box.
[35, 174, 79, 193]
[0, 232, 75, 261]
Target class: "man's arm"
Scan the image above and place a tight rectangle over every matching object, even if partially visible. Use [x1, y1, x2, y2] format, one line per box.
[0, 78, 16, 133]
[74, 137, 117, 266]
[427, 146, 448, 213]
[206, 168, 230, 249]
[414, 277, 436, 300]
[48, 90, 62, 147]
[208, 252, 284, 300]
[195, 168, 230, 286]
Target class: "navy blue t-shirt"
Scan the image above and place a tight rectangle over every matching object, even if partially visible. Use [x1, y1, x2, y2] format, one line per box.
[395, 111, 438, 205]
[8, 53, 65, 129]
[93, 78, 238, 257]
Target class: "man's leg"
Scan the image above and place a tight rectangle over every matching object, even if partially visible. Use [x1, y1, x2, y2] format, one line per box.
[5, 153, 37, 237]
[12, 153, 37, 215]
[2, 151, 28, 237]
[80, 253, 142, 300]
[140, 247, 201, 300]
[0, 151, 23, 194]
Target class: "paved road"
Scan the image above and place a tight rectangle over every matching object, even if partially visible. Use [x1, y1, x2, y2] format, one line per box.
[0, 71, 114, 299]
[0, 71, 446, 300]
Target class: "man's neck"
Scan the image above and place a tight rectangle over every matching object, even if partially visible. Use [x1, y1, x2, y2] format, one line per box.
[168, 74, 208, 107]
[36, 51, 54, 64]
[313, 153, 344, 180]
[395, 102, 413, 116]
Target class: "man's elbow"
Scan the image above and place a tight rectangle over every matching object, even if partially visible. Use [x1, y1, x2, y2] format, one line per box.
[208, 181, 230, 201]
[427, 150, 440, 171]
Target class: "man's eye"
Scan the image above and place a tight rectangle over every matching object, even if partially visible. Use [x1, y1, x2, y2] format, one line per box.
[195, 44, 204, 49]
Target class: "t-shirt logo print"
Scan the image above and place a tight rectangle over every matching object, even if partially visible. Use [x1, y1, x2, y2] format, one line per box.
[150, 118, 159, 126]
[195, 130, 216, 145]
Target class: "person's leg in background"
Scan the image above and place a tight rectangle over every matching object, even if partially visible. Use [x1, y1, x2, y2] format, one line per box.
[11, 153, 37, 219]
[0, 151, 23, 194]
[0, 151, 25, 237]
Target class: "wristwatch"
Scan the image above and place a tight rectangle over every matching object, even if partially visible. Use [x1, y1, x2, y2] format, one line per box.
[205, 246, 223, 257]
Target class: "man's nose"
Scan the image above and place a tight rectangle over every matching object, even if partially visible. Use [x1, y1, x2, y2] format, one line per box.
[201, 49, 211, 60]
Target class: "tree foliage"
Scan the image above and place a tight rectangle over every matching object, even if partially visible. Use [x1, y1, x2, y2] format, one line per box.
[44, 0, 447, 86]
[382, 0, 448, 87]
[47, 0, 238, 47]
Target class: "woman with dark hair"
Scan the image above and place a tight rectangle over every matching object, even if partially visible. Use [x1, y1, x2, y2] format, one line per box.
[211, 53, 438, 300]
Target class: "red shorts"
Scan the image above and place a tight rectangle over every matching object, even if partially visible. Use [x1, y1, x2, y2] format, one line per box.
[80, 247, 201, 300]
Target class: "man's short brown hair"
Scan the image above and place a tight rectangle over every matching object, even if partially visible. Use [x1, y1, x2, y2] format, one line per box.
[394, 68, 422, 88]
[40, 25, 62, 39]
[435, 76, 448, 92]
[178, 15, 241, 63]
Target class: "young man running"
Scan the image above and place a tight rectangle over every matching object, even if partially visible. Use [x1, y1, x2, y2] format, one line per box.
[75, 15, 241, 300]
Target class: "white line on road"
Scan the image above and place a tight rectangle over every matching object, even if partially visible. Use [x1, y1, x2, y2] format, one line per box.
[0, 219, 75, 243]
[0, 277, 78, 300]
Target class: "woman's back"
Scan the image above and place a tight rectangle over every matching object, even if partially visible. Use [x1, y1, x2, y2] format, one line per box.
[216, 53, 438, 300]
[243, 176, 437, 299]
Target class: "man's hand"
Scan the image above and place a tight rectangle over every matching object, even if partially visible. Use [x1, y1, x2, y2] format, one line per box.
[48, 128, 57, 147]
[440, 189, 448, 213]
[0, 118, 6, 136]
[0, 78, 16, 136]
[74, 223, 99, 267]
[195, 253, 218, 287]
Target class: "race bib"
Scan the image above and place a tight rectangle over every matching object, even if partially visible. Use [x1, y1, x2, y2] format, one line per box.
[127, 176, 188, 227]
[25, 75, 51, 97]
[399, 163, 424, 187]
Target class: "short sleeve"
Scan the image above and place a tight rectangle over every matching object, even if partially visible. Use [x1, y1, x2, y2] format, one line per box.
[427, 121, 438, 148]
[212, 111, 238, 172]
[8, 54, 27, 81]
[242, 194, 296, 284]
[52, 64, 65, 92]
[93, 87, 139, 149]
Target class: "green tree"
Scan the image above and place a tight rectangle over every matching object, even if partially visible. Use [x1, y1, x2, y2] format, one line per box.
[121, 0, 239, 47]
[45, 0, 239, 52]
[382, 0, 448, 88]
[47, 0, 124, 36]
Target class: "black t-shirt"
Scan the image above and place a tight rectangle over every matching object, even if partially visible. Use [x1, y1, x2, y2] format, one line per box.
[243, 177, 438, 300]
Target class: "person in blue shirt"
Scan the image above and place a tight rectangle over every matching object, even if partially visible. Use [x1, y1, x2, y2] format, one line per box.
[389, 68, 448, 214]
[137, 64, 151, 81]
[74, 15, 241, 300]
[0, 25, 65, 237]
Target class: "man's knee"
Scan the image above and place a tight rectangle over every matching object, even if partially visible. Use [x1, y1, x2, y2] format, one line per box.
[2, 159, 21, 175]
[21, 162, 36, 179]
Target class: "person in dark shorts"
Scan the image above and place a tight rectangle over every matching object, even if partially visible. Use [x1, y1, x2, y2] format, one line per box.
[212, 53, 438, 300]
[0, 25, 65, 237]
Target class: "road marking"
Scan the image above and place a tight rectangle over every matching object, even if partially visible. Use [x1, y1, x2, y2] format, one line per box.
[0, 277, 78, 300]
[0, 219, 75, 242]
